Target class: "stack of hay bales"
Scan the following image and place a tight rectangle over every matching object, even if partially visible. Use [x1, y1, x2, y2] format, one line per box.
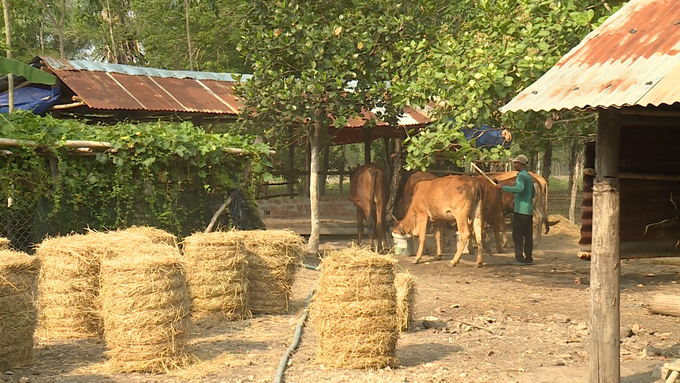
[0, 250, 39, 370]
[310, 247, 399, 369]
[123, 226, 177, 246]
[239, 230, 305, 314]
[395, 271, 416, 332]
[99, 242, 190, 372]
[36, 234, 101, 338]
[183, 232, 249, 320]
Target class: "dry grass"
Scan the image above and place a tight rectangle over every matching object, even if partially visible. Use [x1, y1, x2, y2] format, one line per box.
[182, 231, 249, 320]
[0, 250, 39, 371]
[99, 243, 190, 373]
[310, 247, 399, 369]
[0, 237, 10, 249]
[233, 230, 305, 315]
[548, 214, 581, 238]
[395, 270, 416, 332]
[36, 234, 101, 339]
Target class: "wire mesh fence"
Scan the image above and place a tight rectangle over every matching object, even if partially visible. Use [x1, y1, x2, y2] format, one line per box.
[546, 176, 583, 226]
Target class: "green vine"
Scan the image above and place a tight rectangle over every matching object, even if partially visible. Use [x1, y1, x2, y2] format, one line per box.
[0, 112, 272, 244]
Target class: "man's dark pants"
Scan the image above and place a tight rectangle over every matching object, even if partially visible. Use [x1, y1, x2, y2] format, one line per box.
[512, 213, 533, 262]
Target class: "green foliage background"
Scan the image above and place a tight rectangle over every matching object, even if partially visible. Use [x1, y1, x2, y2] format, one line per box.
[0, 112, 271, 244]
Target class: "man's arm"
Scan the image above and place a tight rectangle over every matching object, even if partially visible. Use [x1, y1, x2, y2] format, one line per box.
[502, 174, 526, 194]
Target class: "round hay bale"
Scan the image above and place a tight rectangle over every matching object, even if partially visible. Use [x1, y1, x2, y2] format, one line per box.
[0, 250, 39, 371]
[85, 229, 156, 260]
[310, 247, 399, 369]
[182, 232, 249, 320]
[237, 230, 305, 314]
[0, 237, 10, 249]
[395, 271, 416, 332]
[99, 243, 190, 373]
[124, 226, 177, 247]
[36, 234, 101, 339]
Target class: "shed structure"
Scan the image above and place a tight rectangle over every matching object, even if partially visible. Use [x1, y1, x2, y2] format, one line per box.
[500, 0, 680, 381]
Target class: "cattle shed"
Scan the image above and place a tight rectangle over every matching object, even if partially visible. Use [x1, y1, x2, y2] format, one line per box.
[500, 0, 680, 382]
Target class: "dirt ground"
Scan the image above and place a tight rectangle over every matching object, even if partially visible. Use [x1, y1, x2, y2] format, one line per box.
[3, 217, 680, 383]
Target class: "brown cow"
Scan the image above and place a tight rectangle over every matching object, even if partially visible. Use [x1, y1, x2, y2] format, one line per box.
[393, 175, 484, 267]
[394, 171, 438, 220]
[473, 176, 505, 254]
[349, 163, 389, 252]
[494, 171, 550, 244]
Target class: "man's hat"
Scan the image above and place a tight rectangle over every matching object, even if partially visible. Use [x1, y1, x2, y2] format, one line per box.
[512, 154, 528, 165]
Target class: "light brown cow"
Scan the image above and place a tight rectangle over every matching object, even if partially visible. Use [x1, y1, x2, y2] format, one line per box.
[350, 163, 389, 252]
[394, 171, 438, 220]
[493, 171, 550, 244]
[473, 176, 505, 254]
[393, 175, 484, 267]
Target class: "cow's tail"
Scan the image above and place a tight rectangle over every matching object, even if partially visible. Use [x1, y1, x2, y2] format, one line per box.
[543, 182, 550, 234]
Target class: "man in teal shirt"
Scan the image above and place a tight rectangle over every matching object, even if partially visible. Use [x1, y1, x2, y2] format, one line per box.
[496, 154, 535, 264]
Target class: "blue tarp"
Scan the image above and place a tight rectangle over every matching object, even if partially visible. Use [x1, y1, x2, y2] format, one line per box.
[462, 124, 511, 149]
[0, 86, 61, 115]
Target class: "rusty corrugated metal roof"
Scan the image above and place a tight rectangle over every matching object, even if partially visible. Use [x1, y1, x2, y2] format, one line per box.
[37, 56, 430, 126]
[501, 0, 680, 113]
[38, 56, 244, 115]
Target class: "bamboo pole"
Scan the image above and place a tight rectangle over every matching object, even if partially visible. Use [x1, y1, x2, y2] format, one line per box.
[590, 108, 621, 383]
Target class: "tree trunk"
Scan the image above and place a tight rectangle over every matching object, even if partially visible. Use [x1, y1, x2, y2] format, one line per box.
[568, 139, 577, 194]
[58, 0, 65, 58]
[308, 123, 321, 255]
[287, 127, 295, 199]
[303, 139, 311, 197]
[2, 0, 13, 112]
[319, 143, 330, 197]
[386, 138, 402, 217]
[542, 141, 553, 181]
[106, 0, 117, 63]
[185, 0, 193, 71]
[590, 108, 621, 383]
[569, 150, 583, 223]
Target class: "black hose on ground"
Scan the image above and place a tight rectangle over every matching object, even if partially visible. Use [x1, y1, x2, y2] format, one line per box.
[273, 286, 315, 383]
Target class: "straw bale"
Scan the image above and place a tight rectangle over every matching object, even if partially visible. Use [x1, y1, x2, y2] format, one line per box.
[99, 244, 190, 373]
[310, 247, 399, 369]
[36, 234, 101, 339]
[236, 230, 305, 314]
[85, 229, 156, 260]
[0, 250, 39, 371]
[395, 271, 416, 332]
[0, 237, 10, 249]
[183, 232, 249, 320]
[124, 226, 177, 246]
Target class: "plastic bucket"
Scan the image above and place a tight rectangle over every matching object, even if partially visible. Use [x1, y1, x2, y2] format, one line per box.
[392, 232, 414, 256]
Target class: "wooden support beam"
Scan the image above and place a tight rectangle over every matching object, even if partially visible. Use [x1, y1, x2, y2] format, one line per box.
[364, 128, 371, 164]
[590, 108, 621, 383]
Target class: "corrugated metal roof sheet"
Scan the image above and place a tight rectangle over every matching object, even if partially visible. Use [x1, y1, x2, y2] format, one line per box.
[500, 0, 680, 113]
[37, 56, 429, 126]
[38, 56, 244, 115]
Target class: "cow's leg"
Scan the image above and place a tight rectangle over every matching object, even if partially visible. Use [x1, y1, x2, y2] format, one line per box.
[501, 216, 509, 248]
[376, 207, 388, 253]
[356, 208, 364, 247]
[472, 203, 484, 267]
[412, 218, 428, 264]
[450, 220, 469, 267]
[493, 219, 503, 254]
[434, 223, 443, 260]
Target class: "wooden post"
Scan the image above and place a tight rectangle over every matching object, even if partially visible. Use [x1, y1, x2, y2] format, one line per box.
[590, 108, 621, 383]
[364, 128, 371, 165]
[288, 126, 295, 199]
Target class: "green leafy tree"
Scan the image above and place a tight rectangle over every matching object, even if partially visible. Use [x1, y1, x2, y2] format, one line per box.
[392, 0, 622, 170]
[237, 0, 424, 253]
